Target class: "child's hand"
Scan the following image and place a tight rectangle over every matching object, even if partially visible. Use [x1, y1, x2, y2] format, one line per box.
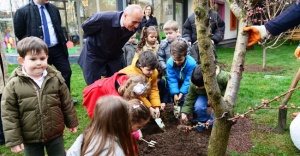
[180, 113, 188, 124]
[11, 144, 24, 153]
[154, 107, 160, 118]
[160, 103, 166, 110]
[69, 127, 78, 133]
[174, 95, 180, 104]
[178, 93, 183, 101]
[149, 107, 156, 118]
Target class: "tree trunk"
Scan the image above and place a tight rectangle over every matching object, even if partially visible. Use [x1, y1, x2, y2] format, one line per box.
[193, 0, 249, 155]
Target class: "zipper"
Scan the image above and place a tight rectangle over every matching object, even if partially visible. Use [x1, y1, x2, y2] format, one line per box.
[28, 80, 44, 141]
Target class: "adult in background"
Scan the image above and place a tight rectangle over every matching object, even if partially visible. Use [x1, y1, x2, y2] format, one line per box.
[13, 0, 76, 103]
[78, 4, 143, 85]
[137, 5, 158, 34]
[183, 10, 225, 61]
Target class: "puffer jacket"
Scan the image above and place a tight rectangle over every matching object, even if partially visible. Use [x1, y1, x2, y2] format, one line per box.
[182, 10, 225, 45]
[1, 66, 78, 147]
[119, 56, 161, 108]
[166, 55, 197, 95]
[157, 37, 191, 70]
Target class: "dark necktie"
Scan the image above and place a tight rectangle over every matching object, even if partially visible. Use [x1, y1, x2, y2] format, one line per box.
[40, 6, 50, 46]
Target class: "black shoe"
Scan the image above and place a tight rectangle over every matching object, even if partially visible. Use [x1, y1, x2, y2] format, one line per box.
[73, 99, 78, 105]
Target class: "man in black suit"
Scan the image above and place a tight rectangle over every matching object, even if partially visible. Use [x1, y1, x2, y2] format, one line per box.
[13, 0, 77, 103]
[78, 4, 143, 85]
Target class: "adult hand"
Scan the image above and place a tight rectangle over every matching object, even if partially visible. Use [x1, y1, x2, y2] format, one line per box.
[294, 44, 300, 59]
[11, 144, 24, 153]
[243, 25, 268, 46]
[69, 127, 78, 133]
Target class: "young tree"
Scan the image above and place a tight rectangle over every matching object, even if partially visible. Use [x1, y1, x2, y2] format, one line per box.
[193, 0, 248, 155]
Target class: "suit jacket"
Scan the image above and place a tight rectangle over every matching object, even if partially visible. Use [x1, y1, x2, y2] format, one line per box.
[13, 0, 67, 54]
[78, 11, 136, 78]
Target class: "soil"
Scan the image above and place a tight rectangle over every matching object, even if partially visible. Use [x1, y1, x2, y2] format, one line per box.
[218, 63, 283, 73]
[137, 64, 280, 156]
[138, 105, 254, 156]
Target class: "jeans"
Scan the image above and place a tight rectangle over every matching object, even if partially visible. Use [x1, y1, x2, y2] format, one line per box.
[194, 95, 214, 124]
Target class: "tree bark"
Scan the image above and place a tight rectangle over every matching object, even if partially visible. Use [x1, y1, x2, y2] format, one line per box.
[193, 0, 248, 155]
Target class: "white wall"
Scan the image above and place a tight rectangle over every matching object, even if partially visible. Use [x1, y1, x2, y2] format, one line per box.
[223, 2, 237, 40]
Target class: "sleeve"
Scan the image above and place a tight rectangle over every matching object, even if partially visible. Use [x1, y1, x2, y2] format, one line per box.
[217, 69, 229, 93]
[82, 13, 103, 36]
[166, 63, 179, 95]
[211, 12, 225, 45]
[181, 84, 198, 114]
[265, 2, 300, 36]
[180, 62, 196, 95]
[1, 81, 23, 147]
[59, 76, 79, 129]
[157, 43, 167, 70]
[182, 15, 193, 43]
[148, 71, 161, 107]
[13, 9, 26, 40]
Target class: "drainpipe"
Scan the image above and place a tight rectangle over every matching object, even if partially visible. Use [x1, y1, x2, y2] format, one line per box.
[76, 0, 83, 51]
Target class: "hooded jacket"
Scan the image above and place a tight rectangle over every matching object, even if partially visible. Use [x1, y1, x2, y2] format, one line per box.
[1, 66, 78, 147]
[83, 73, 129, 118]
[181, 66, 229, 114]
[119, 56, 160, 108]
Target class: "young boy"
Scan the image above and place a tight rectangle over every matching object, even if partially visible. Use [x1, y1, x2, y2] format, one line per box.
[166, 41, 196, 115]
[123, 33, 137, 67]
[180, 65, 229, 130]
[1, 37, 78, 155]
[157, 20, 191, 70]
[119, 50, 161, 118]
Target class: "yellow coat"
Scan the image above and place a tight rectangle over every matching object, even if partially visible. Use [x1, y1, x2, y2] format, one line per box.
[119, 56, 161, 108]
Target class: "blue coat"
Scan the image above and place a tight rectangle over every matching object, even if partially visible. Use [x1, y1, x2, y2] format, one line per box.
[265, 2, 300, 36]
[166, 55, 197, 95]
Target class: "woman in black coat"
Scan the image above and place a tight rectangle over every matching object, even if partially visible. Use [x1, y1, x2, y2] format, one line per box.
[137, 5, 158, 33]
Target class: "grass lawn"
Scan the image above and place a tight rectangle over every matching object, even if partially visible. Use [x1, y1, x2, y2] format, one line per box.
[1, 43, 300, 155]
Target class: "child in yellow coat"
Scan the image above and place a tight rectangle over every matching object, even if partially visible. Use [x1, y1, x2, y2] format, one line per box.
[119, 50, 161, 118]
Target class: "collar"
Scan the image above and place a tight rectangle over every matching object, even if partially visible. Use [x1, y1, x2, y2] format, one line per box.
[21, 66, 48, 80]
[120, 13, 124, 27]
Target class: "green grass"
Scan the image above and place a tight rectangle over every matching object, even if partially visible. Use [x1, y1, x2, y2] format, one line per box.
[1, 43, 300, 155]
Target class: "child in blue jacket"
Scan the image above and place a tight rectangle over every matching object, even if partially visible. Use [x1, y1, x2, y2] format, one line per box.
[166, 41, 196, 106]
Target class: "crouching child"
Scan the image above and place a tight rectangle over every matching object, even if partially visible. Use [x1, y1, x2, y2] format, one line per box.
[180, 65, 229, 130]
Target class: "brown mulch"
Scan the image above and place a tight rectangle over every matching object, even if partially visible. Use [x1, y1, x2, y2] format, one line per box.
[218, 63, 282, 73]
[138, 105, 254, 156]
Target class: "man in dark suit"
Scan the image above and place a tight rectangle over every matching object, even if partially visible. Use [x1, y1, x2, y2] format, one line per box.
[78, 4, 143, 85]
[13, 0, 77, 103]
